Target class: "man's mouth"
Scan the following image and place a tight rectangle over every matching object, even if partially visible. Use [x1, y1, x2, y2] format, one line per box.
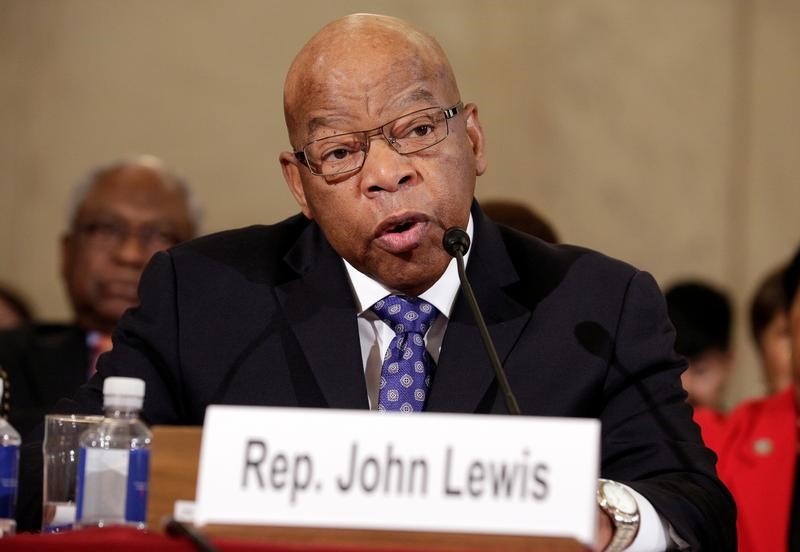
[389, 220, 415, 233]
[101, 281, 139, 301]
[374, 213, 429, 253]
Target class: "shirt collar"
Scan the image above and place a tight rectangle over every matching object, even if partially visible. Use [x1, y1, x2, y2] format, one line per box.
[344, 214, 474, 319]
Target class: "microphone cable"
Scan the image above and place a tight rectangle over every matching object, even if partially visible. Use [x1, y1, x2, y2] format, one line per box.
[165, 517, 219, 552]
[443, 227, 522, 415]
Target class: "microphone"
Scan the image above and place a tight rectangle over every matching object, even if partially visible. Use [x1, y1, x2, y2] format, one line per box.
[442, 227, 522, 415]
[443, 227, 470, 257]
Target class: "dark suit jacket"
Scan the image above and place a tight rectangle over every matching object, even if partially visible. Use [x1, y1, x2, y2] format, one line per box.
[21, 206, 735, 547]
[0, 323, 89, 438]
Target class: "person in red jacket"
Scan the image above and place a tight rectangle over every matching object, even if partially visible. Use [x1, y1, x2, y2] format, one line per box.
[714, 243, 800, 552]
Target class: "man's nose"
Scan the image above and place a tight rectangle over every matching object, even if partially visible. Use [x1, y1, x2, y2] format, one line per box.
[359, 136, 417, 197]
[113, 231, 150, 267]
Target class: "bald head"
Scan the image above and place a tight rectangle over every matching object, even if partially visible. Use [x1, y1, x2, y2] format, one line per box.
[67, 156, 200, 236]
[283, 14, 460, 148]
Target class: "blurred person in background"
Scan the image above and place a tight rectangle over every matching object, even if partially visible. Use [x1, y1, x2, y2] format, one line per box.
[665, 281, 734, 452]
[0, 155, 199, 437]
[750, 265, 793, 395]
[480, 199, 559, 244]
[0, 284, 33, 330]
[713, 244, 800, 551]
[0, 284, 32, 417]
[665, 281, 734, 411]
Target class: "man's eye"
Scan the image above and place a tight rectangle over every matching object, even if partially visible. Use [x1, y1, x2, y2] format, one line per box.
[410, 124, 434, 137]
[394, 116, 437, 139]
[142, 228, 179, 246]
[321, 146, 357, 162]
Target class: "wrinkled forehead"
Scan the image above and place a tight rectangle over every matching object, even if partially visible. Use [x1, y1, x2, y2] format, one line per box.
[284, 16, 459, 145]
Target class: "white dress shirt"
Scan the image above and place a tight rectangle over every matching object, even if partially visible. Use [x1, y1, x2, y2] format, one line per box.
[341, 214, 676, 551]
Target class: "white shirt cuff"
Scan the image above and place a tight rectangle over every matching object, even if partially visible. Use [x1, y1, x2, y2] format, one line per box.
[618, 483, 687, 551]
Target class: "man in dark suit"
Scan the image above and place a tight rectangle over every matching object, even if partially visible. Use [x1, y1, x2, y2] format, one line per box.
[0, 156, 197, 438]
[20, 14, 734, 550]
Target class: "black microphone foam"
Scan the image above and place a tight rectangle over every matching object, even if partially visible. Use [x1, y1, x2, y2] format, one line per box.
[443, 227, 470, 257]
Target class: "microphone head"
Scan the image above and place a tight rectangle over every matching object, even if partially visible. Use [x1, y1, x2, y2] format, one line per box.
[443, 227, 470, 257]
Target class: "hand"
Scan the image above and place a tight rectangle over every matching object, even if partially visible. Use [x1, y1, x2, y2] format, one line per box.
[593, 506, 614, 551]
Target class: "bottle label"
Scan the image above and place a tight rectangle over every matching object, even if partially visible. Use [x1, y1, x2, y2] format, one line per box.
[0, 445, 19, 519]
[125, 448, 150, 523]
[76, 447, 150, 525]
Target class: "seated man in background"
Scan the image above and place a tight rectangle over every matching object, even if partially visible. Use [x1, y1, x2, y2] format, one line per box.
[0, 155, 198, 437]
[0, 285, 32, 417]
[18, 14, 734, 549]
[750, 265, 793, 395]
[714, 244, 800, 552]
[0, 284, 33, 331]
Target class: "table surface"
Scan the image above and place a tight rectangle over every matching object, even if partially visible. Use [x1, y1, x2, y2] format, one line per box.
[2, 526, 453, 552]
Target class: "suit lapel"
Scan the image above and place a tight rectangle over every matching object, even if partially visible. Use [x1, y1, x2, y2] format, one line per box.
[426, 207, 531, 413]
[275, 223, 369, 410]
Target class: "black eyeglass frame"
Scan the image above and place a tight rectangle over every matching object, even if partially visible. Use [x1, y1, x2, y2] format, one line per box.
[293, 101, 464, 177]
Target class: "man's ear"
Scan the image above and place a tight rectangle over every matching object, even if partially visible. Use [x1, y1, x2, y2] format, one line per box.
[463, 103, 487, 176]
[279, 152, 313, 219]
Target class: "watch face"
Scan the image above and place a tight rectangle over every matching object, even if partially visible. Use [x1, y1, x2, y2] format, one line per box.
[602, 481, 638, 515]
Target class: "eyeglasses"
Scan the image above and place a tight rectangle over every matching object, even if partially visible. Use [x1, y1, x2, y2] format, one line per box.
[294, 102, 463, 177]
[74, 219, 182, 253]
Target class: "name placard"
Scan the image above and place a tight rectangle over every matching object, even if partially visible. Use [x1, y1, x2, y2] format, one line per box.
[194, 406, 599, 545]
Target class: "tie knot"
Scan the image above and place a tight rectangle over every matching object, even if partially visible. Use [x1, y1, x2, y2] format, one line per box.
[371, 295, 439, 335]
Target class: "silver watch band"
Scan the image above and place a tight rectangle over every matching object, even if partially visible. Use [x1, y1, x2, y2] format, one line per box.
[606, 515, 637, 552]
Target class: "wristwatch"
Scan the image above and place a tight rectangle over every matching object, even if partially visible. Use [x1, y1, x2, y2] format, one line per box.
[596, 479, 640, 552]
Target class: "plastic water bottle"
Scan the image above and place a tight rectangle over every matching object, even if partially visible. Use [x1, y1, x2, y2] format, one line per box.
[0, 378, 20, 537]
[75, 377, 152, 529]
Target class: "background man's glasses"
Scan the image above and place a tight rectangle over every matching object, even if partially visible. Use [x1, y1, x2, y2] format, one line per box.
[294, 102, 463, 177]
[74, 220, 181, 252]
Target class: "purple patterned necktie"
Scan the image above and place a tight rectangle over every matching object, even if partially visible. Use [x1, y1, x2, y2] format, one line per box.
[371, 295, 439, 412]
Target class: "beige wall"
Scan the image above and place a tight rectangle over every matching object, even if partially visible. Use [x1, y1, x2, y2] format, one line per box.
[1, 0, 799, 407]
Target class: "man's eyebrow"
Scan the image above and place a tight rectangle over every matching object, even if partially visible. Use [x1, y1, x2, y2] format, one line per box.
[383, 89, 439, 114]
[397, 88, 437, 107]
[306, 116, 340, 136]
